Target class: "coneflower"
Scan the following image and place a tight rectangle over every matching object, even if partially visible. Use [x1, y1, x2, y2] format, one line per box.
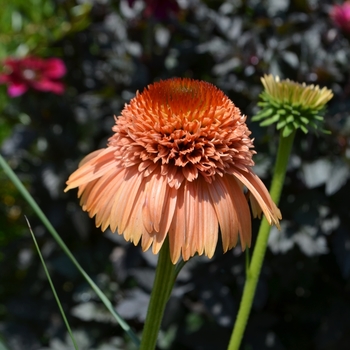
[65, 78, 281, 263]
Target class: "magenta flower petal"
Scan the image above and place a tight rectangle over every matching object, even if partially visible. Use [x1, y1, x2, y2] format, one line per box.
[330, 2, 350, 33]
[0, 56, 66, 96]
[33, 79, 65, 94]
[8, 83, 28, 97]
[45, 58, 67, 79]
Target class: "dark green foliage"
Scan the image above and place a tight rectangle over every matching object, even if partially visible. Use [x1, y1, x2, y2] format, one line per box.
[1, 0, 350, 349]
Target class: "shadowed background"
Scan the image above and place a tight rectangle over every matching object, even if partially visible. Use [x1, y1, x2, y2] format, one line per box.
[1, 0, 350, 349]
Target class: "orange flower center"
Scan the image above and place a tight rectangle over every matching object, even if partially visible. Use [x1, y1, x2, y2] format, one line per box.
[109, 78, 255, 187]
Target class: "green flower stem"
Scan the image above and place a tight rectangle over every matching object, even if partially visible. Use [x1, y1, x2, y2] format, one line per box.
[140, 237, 177, 350]
[227, 130, 296, 350]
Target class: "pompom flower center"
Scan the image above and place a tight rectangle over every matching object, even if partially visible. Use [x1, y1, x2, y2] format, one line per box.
[109, 78, 255, 188]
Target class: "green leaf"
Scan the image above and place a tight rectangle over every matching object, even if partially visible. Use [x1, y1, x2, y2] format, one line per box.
[277, 109, 287, 115]
[252, 107, 274, 121]
[300, 125, 308, 134]
[276, 119, 287, 130]
[314, 115, 324, 121]
[282, 124, 294, 137]
[270, 100, 282, 108]
[260, 114, 280, 126]
[291, 109, 301, 116]
[286, 115, 294, 123]
[300, 116, 309, 124]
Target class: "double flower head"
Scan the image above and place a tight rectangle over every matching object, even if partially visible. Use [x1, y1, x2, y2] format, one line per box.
[65, 78, 281, 263]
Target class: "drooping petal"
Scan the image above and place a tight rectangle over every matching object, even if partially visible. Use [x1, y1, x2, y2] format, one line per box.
[122, 178, 149, 246]
[109, 166, 143, 233]
[231, 169, 281, 228]
[196, 178, 218, 259]
[139, 168, 179, 254]
[168, 184, 186, 263]
[207, 175, 239, 252]
[94, 171, 128, 231]
[142, 170, 168, 233]
[65, 148, 118, 191]
[82, 167, 124, 215]
[183, 180, 197, 252]
[225, 175, 252, 249]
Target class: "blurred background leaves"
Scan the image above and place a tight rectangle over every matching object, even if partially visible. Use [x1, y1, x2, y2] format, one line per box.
[1, 0, 350, 349]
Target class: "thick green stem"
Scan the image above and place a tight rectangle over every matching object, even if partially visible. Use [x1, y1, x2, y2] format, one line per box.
[140, 238, 177, 350]
[227, 131, 296, 350]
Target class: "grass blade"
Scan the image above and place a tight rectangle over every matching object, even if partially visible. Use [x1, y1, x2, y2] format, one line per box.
[0, 154, 140, 347]
[25, 216, 79, 350]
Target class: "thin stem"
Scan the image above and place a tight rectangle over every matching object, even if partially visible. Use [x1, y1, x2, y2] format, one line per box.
[227, 131, 296, 350]
[140, 237, 177, 350]
[25, 216, 79, 350]
[0, 153, 140, 347]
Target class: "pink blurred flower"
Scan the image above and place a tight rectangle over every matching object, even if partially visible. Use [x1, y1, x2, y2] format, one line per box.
[330, 2, 350, 33]
[0, 56, 66, 97]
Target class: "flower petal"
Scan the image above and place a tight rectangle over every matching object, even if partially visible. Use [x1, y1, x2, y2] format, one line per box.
[92, 170, 127, 231]
[142, 170, 168, 233]
[182, 180, 198, 255]
[230, 169, 281, 228]
[32, 80, 65, 94]
[196, 178, 218, 259]
[112, 167, 144, 233]
[65, 148, 118, 191]
[8, 83, 28, 97]
[45, 58, 67, 78]
[207, 175, 240, 252]
[168, 184, 186, 263]
[225, 176, 252, 249]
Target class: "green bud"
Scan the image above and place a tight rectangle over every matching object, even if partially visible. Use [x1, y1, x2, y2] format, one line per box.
[252, 74, 333, 136]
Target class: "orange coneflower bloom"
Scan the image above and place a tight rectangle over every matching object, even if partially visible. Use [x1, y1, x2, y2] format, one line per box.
[65, 78, 281, 263]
